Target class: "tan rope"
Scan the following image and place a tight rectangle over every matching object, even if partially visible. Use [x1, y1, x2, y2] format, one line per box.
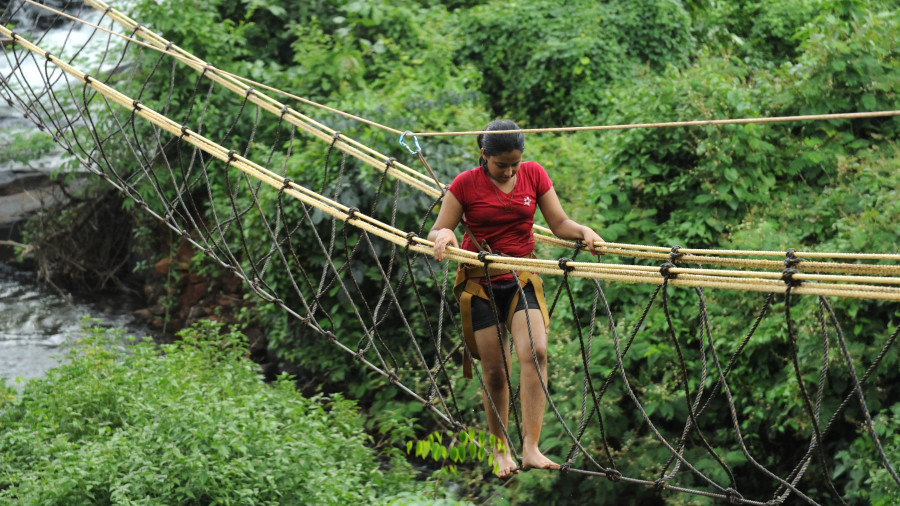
[532, 226, 900, 260]
[63, 0, 900, 273]
[406, 110, 900, 137]
[4, 19, 900, 301]
[22, 0, 404, 137]
[25, 0, 441, 200]
[29, 0, 886, 145]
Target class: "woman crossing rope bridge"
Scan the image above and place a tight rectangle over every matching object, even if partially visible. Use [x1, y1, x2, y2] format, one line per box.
[429, 119, 603, 477]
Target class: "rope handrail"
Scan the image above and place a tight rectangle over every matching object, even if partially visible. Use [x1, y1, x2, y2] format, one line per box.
[9, 0, 885, 269]
[5, 20, 899, 300]
[404, 110, 900, 137]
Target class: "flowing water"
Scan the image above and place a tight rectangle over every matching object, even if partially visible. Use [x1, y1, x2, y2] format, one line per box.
[0, 263, 149, 390]
[1, 1, 146, 388]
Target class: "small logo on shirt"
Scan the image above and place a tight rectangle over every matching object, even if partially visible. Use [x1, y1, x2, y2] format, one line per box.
[523, 196, 532, 206]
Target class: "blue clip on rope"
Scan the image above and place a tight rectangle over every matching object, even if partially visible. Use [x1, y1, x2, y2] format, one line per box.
[399, 130, 421, 155]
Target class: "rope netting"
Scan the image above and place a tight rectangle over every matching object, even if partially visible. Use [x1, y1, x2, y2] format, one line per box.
[3, 1, 900, 503]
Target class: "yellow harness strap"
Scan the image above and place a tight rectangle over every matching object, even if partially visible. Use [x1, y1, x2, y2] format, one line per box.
[453, 264, 550, 379]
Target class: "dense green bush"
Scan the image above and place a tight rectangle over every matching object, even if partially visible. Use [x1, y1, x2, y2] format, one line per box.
[452, 0, 695, 124]
[0, 319, 463, 505]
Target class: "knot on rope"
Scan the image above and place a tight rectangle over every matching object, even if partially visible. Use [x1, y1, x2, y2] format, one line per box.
[384, 157, 397, 169]
[784, 248, 804, 268]
[659, 262, 678, 279]
[226, 150, 237, 164]
[653, 477, 669, 491]
[605, 469, 622, 482]
[558, 257, 574, 272]
[179, 125, 190, 138]
[280, 177, 293, 191]
[44, 52, 53, 62]
[164, 41, 173, 51]
[387, 370, 400, 384]
[133, 24, 143, 33]
[782, 268, 802, 287]
[244, 87, 255, 98]
[765, 500, 783, 506]
[573, 239, 586, 251]
[477, 251, 491, 263]
[132, 100, 142, 112]
[279, 105, 290, 118]
[670, 245, 685, 263]
[346, 207, 360, 221]
[405, 232, 418, 247]
[104, 5, 112, 13]
[331, 130, 342, 145]
[83, 74, 92, 85]
[725, 488, 743, 505]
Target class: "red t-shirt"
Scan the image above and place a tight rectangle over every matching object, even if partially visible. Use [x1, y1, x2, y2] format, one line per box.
[448, 161, 553, 260]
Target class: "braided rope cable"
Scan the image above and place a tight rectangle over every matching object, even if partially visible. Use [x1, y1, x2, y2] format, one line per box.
[14, 0, 894, 273]
[8, 14, 898, 302]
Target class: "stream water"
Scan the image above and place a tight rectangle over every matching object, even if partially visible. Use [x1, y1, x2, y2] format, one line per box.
[1, 1, 147, 388]
[0, 263, 149, 390]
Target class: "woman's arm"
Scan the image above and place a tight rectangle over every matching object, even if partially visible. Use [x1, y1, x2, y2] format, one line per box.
[428, 191, 465, 260]
[538, 187, 604, 254]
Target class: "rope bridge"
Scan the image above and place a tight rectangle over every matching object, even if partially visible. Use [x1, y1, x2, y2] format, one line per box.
[3, 1, 900, 504]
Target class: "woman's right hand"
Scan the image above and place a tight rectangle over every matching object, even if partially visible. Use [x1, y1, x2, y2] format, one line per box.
[432, 228, 459, 261]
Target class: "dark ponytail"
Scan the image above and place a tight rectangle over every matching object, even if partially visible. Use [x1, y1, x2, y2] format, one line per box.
[477, 119, 525, 169]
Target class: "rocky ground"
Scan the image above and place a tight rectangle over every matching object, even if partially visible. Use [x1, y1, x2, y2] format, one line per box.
[0, 168, 66, 262]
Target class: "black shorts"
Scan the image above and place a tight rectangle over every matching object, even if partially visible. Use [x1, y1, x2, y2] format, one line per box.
[470, 282, 540, 332]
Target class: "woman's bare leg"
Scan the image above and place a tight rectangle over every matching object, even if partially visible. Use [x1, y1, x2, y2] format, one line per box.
[474, 324, 518, 477]
[511, 308, 558, 470]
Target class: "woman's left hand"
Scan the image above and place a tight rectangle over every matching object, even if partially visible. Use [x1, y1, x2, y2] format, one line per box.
[582, 227, 605, 255]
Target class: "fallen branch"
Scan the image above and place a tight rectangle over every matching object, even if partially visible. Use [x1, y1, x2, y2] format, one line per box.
[0, 239, 35, 256]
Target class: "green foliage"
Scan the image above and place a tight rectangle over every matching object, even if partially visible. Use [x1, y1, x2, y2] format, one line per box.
[596, 56, 789, 246]
[406, 428, 504, 476]
[451, 0, 697, 124]
[3, 130, 61, 166]
[451, 1, 606, 124]
[791, 6, 900, 130]
[694, 0, 821, 64]
[0, 318, 436, 504]
[605, 0, 696, 69]
[834, 403, 900, 506]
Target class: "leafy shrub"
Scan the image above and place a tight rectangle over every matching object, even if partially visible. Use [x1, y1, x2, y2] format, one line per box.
[0, 318, 446, 505]
[451, 0, 697, 124]
[695, 0, 821, 64]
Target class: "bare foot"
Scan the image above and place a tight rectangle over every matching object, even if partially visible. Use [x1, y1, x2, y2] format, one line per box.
[521, 447, 559, 471]
[493, 449, 519, 478]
